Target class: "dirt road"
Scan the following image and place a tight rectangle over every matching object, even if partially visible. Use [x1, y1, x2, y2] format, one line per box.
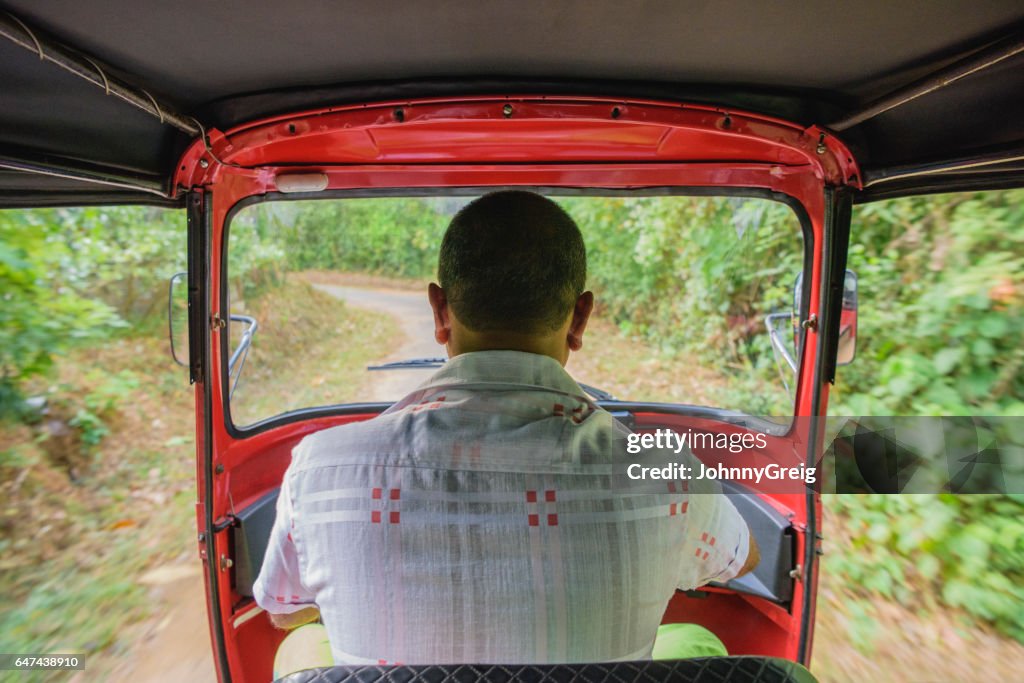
[311, 283, 441, 400]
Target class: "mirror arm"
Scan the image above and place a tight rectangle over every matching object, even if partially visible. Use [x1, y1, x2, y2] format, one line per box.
[228, 314, 258, 369]
[765, 312, 798, 373]
[227, 314, 258, 400]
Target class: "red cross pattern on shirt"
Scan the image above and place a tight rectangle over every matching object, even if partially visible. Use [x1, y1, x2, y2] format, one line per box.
[695, 530, 716, 561]
[525, 488, 558, 527]
[666, 480, 689, 517]
[410, 395, 446, 413]
[370, 487, 401, 524]
[552, 402, 587, 424]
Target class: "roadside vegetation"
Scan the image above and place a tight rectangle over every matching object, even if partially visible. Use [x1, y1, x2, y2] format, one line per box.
[0, 191, 1021, 679]
[0, 208, 394, 678]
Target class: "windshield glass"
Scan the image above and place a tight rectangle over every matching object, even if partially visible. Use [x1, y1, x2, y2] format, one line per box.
[225, 193, 806, 429]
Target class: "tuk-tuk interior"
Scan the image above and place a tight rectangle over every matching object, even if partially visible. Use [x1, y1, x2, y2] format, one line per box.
[2, 3, 1022, 682]
[189, 98, 842, 678]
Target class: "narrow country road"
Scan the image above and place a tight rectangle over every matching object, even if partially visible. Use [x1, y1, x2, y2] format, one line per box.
[311, 283, 442, 400]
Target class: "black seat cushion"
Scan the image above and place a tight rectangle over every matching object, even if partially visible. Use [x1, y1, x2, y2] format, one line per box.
[277, 657, 817, 683]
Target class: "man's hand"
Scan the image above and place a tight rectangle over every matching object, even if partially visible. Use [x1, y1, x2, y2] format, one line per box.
[735, 533, 760, 578]
[269, 605, 320, 630]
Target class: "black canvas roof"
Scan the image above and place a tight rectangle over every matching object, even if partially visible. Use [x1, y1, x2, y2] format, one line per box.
[1, 0, 1023, 207]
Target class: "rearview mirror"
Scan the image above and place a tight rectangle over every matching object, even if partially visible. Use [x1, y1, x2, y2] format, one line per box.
[168, 271, 188, 366]
[789, 269, 857, 366]
[837, 270, 858, 365]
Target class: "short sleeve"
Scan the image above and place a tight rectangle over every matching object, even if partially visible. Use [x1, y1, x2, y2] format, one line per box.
[253, 471, 317, 614]
[678, 478, 750, 589]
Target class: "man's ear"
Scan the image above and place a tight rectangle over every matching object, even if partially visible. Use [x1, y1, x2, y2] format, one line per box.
[428, 283, 451, 345]
[567, 291, 594, 352]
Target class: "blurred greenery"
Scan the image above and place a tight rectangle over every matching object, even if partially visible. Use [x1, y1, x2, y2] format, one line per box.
[827, 493, 1024, 643]
[835, 192, 1024, 417]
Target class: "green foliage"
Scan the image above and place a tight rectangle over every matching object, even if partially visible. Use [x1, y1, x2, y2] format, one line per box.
[227, 204, 288, 301]
[834, 190, 1024, 416]
[562, 196, 801, 413]
[279, 197, 453, 277]
[0, 205, 186, 421]
[0, 210, 126, 417]
[67, 370, 141, 450]
[827, 494, 1024, 642]
[824, 191, 1024, 645]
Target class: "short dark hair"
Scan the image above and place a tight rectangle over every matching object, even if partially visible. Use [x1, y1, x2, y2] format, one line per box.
[438, 190, 586, 333]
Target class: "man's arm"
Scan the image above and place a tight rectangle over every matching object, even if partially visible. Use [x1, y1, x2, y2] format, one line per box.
[269, 605, 321, 630]
[678, 483, 758, 587]
[735, 532, 760, 578]
[252, 472, 319, 623]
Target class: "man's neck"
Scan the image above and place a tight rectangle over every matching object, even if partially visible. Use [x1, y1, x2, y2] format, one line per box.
[448, 330, 569, 366]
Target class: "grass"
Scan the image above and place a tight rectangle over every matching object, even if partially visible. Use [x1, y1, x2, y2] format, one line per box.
[229, 277, 399, 426]
[0, 336, 195, 682]
[568, 317, 728, 404]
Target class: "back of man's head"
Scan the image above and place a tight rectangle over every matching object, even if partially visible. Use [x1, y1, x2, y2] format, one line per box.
[438, 191, 586, 333]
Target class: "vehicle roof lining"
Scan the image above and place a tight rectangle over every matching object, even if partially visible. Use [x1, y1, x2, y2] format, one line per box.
[1, 0, 1022, 206]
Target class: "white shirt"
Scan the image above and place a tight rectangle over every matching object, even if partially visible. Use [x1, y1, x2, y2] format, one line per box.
[254, 350, 749, 665]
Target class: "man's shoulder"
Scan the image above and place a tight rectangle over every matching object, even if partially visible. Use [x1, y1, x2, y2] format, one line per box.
[287, 399, 628, 472]
[291, 413, 398, 468]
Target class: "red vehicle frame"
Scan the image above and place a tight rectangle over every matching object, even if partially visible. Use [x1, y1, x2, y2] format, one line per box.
[173, 95, 860, 682]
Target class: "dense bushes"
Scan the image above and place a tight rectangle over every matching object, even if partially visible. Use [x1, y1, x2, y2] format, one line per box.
[561, 196, 801, 412]
[277, 197, 452, 277]
[265, 190, 1023, 416]
[835, 191, 1024, 416]
[0, 204, 288, 420]
[0, 208, 164, 418]
[828, 493, 1024, 643]
[5, 191, 1019, 417]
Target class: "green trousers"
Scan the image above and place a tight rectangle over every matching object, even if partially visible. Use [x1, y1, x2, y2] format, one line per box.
[652, 623, 729, 659]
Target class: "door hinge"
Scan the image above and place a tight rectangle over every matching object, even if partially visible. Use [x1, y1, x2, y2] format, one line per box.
[210, 313, 227, 329]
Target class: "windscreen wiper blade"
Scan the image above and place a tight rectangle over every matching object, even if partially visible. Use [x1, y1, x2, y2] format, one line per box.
[366, 357, 617, 401]
[367, 357, 447, 370]
[579, 383, 616, 402]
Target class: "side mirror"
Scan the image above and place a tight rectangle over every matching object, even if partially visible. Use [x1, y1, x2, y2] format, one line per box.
[168, 271, 188, 367]
[791, 269, 858, 366]
[836, 270, 858, 366]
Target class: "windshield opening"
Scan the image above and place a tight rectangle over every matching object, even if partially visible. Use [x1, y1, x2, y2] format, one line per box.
[223, 191, 807, 431]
